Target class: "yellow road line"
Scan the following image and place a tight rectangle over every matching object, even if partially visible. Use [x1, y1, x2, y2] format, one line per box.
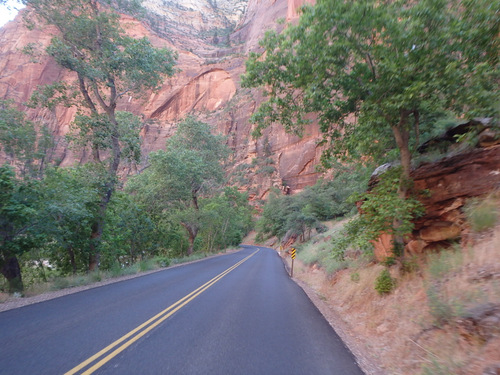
[65, 249, 259, 375]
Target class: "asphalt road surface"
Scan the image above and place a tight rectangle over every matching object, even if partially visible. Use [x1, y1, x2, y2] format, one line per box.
[0, 246, 364, 375]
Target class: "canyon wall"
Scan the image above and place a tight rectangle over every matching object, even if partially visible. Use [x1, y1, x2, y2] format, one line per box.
[0, 0, 322, 197]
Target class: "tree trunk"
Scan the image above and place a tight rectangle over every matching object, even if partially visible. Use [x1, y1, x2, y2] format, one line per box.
[88, 173, 117, 271]
[186, 232, 195, 256]
[181, 222, 198, 256]
[392, 118, 412, 185]
[391, 112, 412, 257]
[68, 246, 77, 275]
[89, 219, 103, 271]
[0, 256, 24, 293]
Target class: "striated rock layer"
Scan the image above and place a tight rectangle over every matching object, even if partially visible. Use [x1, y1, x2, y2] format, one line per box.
[0, 0, 322, 197]
[372, 144, 500, 261]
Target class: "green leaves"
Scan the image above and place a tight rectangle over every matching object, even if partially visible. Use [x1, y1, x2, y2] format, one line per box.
[333, 167, 426, 256]
[0, 165, 41, 287]
[255, 166, 369, 242]
[0, 100, 55, 179]
[126, 117, 236, 255]
[26, 0, 177, 104]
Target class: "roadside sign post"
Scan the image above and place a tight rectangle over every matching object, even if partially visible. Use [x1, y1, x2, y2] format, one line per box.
[290, 247, 296, 277]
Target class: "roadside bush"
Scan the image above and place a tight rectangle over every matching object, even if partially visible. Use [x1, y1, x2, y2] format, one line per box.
[401, 256, 420, 274]
[375, 269, 396, 295]
[424, 247, 466, 326]
[155, 256, 170, 268]
[138, 259, 155, 272]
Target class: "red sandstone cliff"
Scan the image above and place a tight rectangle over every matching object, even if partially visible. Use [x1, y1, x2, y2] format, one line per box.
[0, 0, 322, 197]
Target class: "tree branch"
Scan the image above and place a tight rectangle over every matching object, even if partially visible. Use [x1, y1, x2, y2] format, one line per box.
[77, 73, 98, 113]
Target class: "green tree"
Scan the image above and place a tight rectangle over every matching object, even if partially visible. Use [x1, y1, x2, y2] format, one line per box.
[100, 192, 157, 268]
[198, 187, 253, 252]
[243, 0, 498, 252]
[127, 117, 230, 255]
[23, 0, 177, 270]
[36, 166, 98, 274]
[256, 188, 326, 243]
[0, 100, 54, 179]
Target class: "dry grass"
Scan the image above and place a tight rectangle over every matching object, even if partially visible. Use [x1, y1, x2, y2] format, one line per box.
[291, 220, 500, 375]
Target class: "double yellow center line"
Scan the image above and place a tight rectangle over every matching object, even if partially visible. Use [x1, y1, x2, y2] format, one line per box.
[65, 249, 259, 375]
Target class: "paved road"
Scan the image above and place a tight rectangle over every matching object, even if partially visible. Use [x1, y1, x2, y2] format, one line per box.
[0, 246, 364, 375]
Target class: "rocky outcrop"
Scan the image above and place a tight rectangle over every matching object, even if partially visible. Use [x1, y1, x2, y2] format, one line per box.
[0, 0, 322, 195]
[409, 145, 500, 250]
[371, 143, 500, 261]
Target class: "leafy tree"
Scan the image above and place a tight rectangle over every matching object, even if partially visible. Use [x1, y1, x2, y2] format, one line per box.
[301, 166, 370, 220]
[36, 166, 98, 274]
[198, 187, 254, 252]
[243, 0, 499, 253]
[23, 0, 177, 270]
[127, 117, 230, 255]
[0, 100, 54, 179]
[256, 189, 324, 243]
[332, 168, 426, 258]
[0, 166, 40, 292]
[244, 0, 498, 174]
[100, 192, 158, 268]
[255, 190, 291, 241]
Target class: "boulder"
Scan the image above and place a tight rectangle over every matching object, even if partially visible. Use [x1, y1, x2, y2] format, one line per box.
[405, 239, 427, 255]
[420, 222, 461, 242]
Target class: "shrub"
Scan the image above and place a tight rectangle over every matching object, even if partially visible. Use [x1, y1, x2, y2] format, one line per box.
[375, 269, 396, 295]
[155, 256, 170, 268]
[382, 256, 397, 267]
[401, 256, 419, 274]
[350, 272, 360, 283]
[110, 262, 123, 277]
[427, 248, 463, 280]
[51, 277, 70, 290]
[138, 259, 155, 272]
[334, 167, 425, 256]
[90, 271, 102, 282]
[464, 196, 498, 232]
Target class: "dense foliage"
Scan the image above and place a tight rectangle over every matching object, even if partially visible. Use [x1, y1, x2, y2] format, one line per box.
[256, 166, 369, 242]
[0, 111, 251, 293]
[0, 166, 40, 292]
[332, 168, 426, 258]
[127, 117, 253, 255]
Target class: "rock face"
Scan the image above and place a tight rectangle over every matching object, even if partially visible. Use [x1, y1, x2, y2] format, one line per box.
[409, 145, 500, 251]
[371, 144, 500, 261]
[0, 0, 322, 196]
